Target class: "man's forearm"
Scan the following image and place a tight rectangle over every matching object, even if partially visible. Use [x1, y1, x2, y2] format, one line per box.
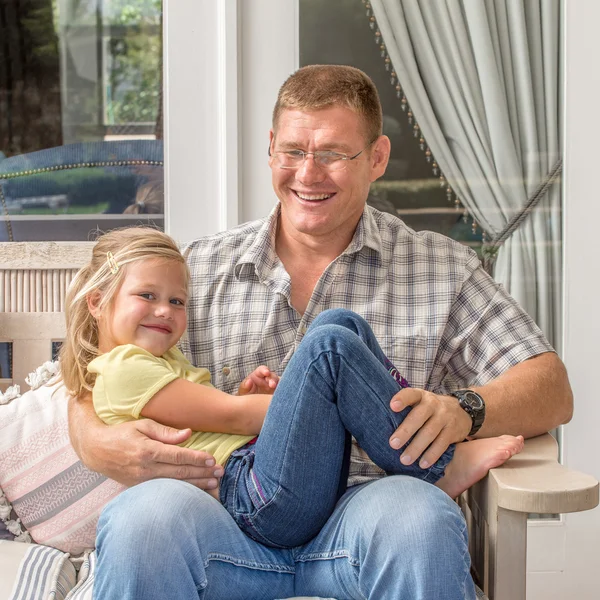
[68, 393, 105, 467]
[472, 351, 573, 439]
[68, 391, 224, 487]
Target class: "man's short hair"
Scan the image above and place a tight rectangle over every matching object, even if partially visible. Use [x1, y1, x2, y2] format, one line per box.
[272, 65, 383, 142]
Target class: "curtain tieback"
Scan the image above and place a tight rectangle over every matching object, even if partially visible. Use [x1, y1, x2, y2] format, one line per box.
[482, 158, 563, 274]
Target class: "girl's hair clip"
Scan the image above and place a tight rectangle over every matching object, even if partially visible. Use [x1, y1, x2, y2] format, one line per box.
[106, 252, 120, 275]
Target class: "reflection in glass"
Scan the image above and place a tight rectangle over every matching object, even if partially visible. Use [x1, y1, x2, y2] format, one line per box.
[0, 0, 164, 242]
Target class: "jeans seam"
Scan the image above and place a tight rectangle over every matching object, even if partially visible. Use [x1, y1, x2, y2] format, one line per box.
[459, 520, 475, 598]
[205, 553, 296, 574]
[294, 550, 360, 568]
[294, 551, 364, 600]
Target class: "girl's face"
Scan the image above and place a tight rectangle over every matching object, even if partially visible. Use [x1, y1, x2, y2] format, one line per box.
[92, 258, 188, 357]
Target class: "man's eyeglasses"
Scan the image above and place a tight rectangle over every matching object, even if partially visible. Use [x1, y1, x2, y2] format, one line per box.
[269, 138, 377, 172]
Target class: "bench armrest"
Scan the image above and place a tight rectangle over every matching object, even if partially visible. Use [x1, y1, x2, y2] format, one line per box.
[460, 432, 599, 600]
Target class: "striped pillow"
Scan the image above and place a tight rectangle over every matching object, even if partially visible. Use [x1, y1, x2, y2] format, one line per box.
[0, 540, 76, 600]
[0, 379, 125, 554]
[63, 551, 95, 600]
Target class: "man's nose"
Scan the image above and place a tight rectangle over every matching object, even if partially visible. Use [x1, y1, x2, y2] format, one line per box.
[296, 154, 327, 184]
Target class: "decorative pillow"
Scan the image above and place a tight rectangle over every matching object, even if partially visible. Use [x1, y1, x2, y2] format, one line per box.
[0, 540, 76, 600]
[0, 365, 126, 554]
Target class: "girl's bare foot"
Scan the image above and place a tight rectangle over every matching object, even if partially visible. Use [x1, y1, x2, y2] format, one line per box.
[435, 435, 525, 499]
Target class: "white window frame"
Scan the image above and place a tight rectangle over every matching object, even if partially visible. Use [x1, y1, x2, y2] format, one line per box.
[163, 0, 298, 244]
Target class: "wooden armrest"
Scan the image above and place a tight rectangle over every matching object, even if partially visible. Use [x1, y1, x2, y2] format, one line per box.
[461, 433, 599, 600]
[488, 432, 598, 514]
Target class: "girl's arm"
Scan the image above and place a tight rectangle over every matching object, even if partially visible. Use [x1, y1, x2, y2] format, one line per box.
[140, 379, 271, 436]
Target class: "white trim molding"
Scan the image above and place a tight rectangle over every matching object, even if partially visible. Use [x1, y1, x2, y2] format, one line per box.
[163, 0, 222, 243]
[218, 0, 241, 230]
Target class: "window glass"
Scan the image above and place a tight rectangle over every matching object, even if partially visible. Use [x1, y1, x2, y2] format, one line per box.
[0, 0, 164, 242]
[51, 341, 62, 362]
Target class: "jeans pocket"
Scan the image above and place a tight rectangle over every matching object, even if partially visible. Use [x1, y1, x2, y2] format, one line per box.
[227, 449, 266, 517]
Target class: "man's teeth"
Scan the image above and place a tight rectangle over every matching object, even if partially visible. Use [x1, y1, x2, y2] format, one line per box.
[296, 192, 333, 200]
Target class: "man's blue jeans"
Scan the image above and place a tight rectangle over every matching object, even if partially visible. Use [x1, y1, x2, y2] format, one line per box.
[220, 309, 454, 548]
[95, 478, 475, 599]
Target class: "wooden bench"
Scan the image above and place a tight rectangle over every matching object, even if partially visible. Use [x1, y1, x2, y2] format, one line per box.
[1, 241, 598, 600]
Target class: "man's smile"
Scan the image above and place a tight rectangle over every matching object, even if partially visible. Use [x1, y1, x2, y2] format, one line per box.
[293, 190, 335, 202]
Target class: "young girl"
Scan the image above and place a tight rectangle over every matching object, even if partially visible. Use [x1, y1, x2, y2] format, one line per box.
[60, 227, 523, 549]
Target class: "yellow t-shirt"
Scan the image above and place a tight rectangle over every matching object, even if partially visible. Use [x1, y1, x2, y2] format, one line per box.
[88, 344, 254, 466]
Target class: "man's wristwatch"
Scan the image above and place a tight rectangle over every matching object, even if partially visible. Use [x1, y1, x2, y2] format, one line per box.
[450, 389, 486, 437]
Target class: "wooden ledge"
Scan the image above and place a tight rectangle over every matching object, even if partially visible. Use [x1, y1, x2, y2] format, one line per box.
[0, 242, 94, 270]
[489, 433, 599, 514]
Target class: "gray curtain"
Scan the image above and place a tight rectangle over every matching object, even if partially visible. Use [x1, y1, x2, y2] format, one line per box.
[371, 0, 562, 349]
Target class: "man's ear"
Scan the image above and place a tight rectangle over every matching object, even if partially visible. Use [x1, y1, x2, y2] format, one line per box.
[87, 291, 103, 319]
[268, 130, 277, 167]
[369, 135, 391, 183]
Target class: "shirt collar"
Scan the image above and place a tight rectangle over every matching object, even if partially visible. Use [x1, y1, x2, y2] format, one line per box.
[342, 205, 383, 257]
[234, 204, 281, 281]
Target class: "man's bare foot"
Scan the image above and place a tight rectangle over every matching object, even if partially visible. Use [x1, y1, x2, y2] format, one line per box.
[435, 435, 525, 499]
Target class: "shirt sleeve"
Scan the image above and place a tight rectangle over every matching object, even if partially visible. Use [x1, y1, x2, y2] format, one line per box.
[90, 345, 180, 420]
[435, 256, 555, 392]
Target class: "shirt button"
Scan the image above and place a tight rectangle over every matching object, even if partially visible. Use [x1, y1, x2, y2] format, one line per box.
[222, 366, 231, 376]
[299, 324, 307, 334]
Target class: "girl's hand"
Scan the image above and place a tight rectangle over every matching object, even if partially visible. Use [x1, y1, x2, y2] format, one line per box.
[237, 366, 279, 395]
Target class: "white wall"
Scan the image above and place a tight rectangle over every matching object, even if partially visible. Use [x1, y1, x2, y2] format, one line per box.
[163, 0, 220, 242]
[239, 0, 298, 223]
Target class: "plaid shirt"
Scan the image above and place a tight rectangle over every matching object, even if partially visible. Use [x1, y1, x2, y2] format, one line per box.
[182, 204, 553, 486]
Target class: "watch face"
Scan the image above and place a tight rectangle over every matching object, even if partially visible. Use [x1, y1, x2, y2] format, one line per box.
[464, 392, 484, 410]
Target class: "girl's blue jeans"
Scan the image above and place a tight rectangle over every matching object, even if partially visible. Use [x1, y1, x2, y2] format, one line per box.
[220, 309, 455, 548]
[94, 309, 474, 600]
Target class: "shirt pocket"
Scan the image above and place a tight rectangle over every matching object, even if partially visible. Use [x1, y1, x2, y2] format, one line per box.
[377, 335, 430, 390]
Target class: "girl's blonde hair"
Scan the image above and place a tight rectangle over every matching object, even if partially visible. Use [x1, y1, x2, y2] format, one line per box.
[60, 227, 189, 397]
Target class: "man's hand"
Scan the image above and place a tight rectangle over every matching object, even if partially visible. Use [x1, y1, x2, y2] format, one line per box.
[388, 388, 472, 469]
[237, 366, 279, 395]
[68, 395, 223, 489]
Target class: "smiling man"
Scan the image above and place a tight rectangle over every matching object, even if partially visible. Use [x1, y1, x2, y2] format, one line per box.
[70, 65, 573, 600]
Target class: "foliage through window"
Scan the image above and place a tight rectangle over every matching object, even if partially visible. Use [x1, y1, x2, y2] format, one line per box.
[0, 1, 164, 242]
